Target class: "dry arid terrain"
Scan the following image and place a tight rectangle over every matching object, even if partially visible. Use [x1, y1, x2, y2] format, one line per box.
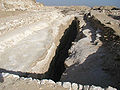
[0, 0, 120, 90]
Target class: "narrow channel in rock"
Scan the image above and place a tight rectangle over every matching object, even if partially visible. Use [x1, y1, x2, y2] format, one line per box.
[44, 17, 79, 82]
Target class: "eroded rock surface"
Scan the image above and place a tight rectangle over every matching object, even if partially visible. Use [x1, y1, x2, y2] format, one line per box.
[0, 0, 43, 11]
[61, 7, 120, 89]
[0, 8, 74, 74]
[0, 1, 120, 89]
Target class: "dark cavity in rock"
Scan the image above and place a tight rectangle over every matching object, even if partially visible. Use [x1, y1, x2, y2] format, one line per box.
[44, 17, 79, 82]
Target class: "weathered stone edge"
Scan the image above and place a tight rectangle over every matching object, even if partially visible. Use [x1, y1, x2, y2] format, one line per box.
[1, 72, 117, 90]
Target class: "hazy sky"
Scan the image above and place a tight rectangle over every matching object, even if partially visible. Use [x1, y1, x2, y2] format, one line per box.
[36, 0, 120, 7]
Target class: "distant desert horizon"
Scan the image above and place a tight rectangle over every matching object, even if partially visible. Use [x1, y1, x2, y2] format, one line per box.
[36, 0, 120, 8]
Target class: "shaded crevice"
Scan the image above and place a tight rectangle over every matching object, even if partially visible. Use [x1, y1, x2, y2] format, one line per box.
[44, 17, 79, 82]
[108, 14, 120, 20]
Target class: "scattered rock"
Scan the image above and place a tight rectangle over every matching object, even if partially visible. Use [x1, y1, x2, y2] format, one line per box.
[72, 83, 78, 90]
[63, 82, 72, 89]
[83, 85, 89, 90]
[106, 86, 117, 90]
[79, 84, 83, 90]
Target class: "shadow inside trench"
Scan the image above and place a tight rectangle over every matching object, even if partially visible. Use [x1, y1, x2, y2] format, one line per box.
[0, 72, 4, 83]
[44, 17, 79, 81]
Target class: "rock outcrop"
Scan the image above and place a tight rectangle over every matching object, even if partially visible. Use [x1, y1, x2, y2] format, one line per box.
[86, 10, 120, 88]
[92, 6, 120, 10]
[89, 10, 120, 36]
[0, 0, 43, 11]
[0, 8, 74, 74]
[61, 7, 120, 89]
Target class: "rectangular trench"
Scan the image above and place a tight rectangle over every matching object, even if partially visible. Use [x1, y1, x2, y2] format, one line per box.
[44, 17, 79, 82]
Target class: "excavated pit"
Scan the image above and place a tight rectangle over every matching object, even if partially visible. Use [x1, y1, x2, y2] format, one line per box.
[44, 17, 79, 82]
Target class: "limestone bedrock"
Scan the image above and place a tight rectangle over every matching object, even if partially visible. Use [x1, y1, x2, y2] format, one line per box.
[0, 0, 44, 11]
[0, 9, 74, 74]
